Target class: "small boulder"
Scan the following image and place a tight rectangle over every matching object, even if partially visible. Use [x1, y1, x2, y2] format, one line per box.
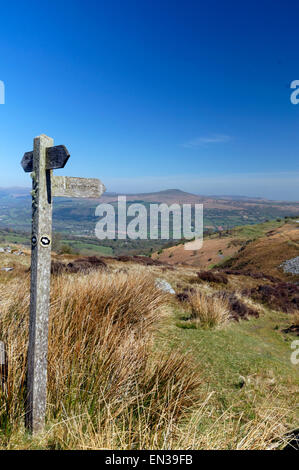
[155, 278, 175, 294]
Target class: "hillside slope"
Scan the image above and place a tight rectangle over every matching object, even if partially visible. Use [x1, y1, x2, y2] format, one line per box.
[220, 223, 299, 281]
[0, 246, 298, 449]
[153, 220, 299, 281]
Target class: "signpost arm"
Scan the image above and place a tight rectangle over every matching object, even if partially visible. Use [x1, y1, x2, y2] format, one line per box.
[26, 134, 54, 433]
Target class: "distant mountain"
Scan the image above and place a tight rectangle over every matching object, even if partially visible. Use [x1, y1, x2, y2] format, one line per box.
[100, 189, 299, 209]
[0, 187, 30, 199]
[0, 187, 298, 236]
[209, 195, 267, 201]
[101, 189, 205, 204]
[1, 187, 298, 204]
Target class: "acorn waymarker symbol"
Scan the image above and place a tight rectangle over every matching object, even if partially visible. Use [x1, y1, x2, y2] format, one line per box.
[40, 236, 51, 247]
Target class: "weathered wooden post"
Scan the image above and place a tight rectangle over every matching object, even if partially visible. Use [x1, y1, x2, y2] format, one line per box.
[24, 135, 54, 433]
[0, 341, 7, 394]
[21, 134, 105, 434]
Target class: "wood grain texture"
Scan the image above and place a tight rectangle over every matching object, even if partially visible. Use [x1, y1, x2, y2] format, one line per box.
[0, 341, 5, 365]
[52, 176, 106, 198]
[22, 133, 106, 434]
[26, 134, 54, 434]
[0, 341, 7, 394]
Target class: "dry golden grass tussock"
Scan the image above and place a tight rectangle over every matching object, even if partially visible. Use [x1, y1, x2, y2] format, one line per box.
[188, 289, 230, 329]
[0, 267, 292, 450]
[0, 269, 202, 449]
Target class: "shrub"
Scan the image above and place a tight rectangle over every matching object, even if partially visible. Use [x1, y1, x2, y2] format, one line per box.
[215, 291, 259, 321]
[188, 289, 230, 329]
[58, 243, 77, 255]
[242, 282, 299, 313]
[196, 271, 228, 284]
[282, 310, 299, 336]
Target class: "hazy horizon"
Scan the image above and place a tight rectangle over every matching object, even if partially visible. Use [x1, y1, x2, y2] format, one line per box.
[1, 182, 298, 203]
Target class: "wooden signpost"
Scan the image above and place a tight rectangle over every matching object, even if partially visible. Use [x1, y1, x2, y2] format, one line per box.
[0, 341, 7, 394]
[21, 134, 105, 434]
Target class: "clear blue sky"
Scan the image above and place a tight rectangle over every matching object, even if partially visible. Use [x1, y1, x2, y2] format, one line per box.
[0, 0, 299, 200]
